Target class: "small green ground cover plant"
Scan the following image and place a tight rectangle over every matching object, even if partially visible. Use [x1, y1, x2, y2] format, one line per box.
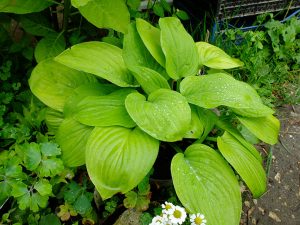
[29, 12, 280, 225]
[0, 37, 98, 225]
[215, 13, 300, 106]
[1, 1, 195, 224]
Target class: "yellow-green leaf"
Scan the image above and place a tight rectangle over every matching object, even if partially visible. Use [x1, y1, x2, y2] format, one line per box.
[56, 119, 93, 167]
[180, 73, 274, 117]
[136, 18, 165, 67]
[71, 0, 92, 8]
[55, 42, 137, 87]
[34, 33, 65, 63]
[63, 83, 119, 118]
[237, 115, 280, 145]
[183, 105, 204, 139]
[74, 89, 136, 128]
[196, 42, 244, 69]
[74, 0, 130, 33]
[45, 108, 64, 134]
[125, 89, 191, 142]
[86, 127, 159, 200]
[217, 132, 267, 198]
[29, 59, 97, 112]
[0, 0, 52, 14]
[129, 66, 170, 95]
[216, 119, 262, 163]
[123, 23, 167, 78]
[171, 144, 241, 225]
[159, 17, 199, 80]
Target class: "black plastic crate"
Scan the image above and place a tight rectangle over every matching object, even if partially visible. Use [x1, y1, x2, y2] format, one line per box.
[217, 0, 300, 19]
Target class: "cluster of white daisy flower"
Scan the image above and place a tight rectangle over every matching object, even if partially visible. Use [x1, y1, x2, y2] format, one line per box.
[149, 202, 207, 225]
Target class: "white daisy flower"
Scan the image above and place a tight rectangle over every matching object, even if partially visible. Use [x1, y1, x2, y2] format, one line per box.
[149, 215, 165, 225]
[190, 213, 207, 225]
[162, 201, 175, 215]
[168, 205, 187, 224]
[161, 213, 176, 225]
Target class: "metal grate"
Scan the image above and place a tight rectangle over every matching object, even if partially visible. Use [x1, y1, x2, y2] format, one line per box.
[217, 0, 300, 19]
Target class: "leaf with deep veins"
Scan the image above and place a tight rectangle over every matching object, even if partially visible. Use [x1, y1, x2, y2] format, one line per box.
[86, 127, 159, 200]
[159, 17, 199, 79]
[55, 42, 137, 87]
[180, 73, 274, 117]
[196, 42, 244, 69]
[237, 115, 280, 145]
[217, 132, 267, 198]
[171, 144, 241, 225]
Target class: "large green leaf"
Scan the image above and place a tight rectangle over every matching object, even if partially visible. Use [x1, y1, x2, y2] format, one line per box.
[55, 42, 137, 87]
[159, 17, 199, 80]
[196, 42, 244, 69]
[217, 132, 267, 198]
[237, 124, 260, 145]
[29, 59, 97, 112]
[171, 144, 241, 225]
[86, 126, 159, 200]
[183, 105, 204, 139]
[237, 115, 280, 145]
[136, 18, 165, 67]
[56, 119, 93, 167]
[20, 14, 56, 36]
[180, 73, 274, 117]
[0, 0, 52, 14]
[74, 89, 136, 128]
[130, 66, 170, 95]
[34, 33, 66, 63]
[195, 107, 218, 142]
[63, 82, 119, 118]
[216, 119, 262, 163]
[45, 108, 64, 134]
[123, 23, 167, 78]
[71, 0, 92, 7]
[73, 0, 130, 33]
[125, 89, 191, 142]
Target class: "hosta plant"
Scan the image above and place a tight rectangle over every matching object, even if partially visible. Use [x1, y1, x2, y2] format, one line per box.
[29, 17, 280, 225]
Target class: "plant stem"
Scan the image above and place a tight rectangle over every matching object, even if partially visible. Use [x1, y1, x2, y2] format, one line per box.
[266, 146, 273, 178]
[176, 79, 181, 92]
[206, 136, 217, 142]
[169, 143, 183, 154]
[63, 0, 71, 34]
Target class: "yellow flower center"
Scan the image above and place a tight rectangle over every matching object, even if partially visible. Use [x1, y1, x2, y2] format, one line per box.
[173, 209, 182, 218]
[195, 217, 203, 224]
[165, 204, 172, 210]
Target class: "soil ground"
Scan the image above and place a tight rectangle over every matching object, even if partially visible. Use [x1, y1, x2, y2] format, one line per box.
[240, 105, 300, 225]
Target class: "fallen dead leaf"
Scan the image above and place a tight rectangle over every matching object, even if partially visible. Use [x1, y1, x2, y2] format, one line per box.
[258, 207, 265, 215]
[244, 201, 250, 208]
[274, 172, 281, 183]
[248, 207, 255, 217]
[268, 211, 281, 222]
